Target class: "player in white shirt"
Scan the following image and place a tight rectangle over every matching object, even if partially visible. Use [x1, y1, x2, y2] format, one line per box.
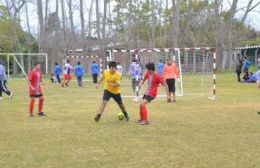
[117, 62, 123, 78]
[61, 59, 73, 87]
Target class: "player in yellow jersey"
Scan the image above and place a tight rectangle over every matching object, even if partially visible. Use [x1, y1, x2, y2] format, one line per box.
[94, 61, 129, 122]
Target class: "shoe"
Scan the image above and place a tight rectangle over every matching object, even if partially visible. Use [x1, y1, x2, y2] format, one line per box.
[167, 98, 171, 102]
[136, 119, 142, 123]
[139, 120, 149, 125]
[8, 92, 13, 99]
[38, 112, 46, 116]
[124, 115, 129, 122]
[29, 113, 33, 117]
[172, 100, 176, 103]
[94, 113, 101, 122]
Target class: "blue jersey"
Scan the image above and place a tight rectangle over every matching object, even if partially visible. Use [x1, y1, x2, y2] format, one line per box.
[74, 65, 84, 77]
[91, 63, 99, 74]
[157, 62, 164, 76]
[0, 64, 7, 80]
[54, 65, 61, 76]
[243, 59, 251, 69]
[129, 62, 142, 79]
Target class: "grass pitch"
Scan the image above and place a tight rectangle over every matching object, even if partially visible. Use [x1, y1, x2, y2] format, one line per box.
[0, 74, 259, 168]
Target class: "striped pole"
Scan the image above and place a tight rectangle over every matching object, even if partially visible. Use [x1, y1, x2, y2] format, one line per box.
[209, 52, 217, 100]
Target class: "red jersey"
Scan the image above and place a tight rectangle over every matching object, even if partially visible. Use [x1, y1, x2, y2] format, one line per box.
[144, 71, 164, 98]
[29, 70, 43, 96]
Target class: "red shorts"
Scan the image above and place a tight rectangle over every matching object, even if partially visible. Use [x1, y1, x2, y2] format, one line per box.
[64, 74, 71, 80]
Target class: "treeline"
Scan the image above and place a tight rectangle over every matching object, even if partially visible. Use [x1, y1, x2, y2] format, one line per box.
[0, 0, 259, 69]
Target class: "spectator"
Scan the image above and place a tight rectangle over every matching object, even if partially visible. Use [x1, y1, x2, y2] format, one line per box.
[91, 61, 99, 84]
[235, 59, 242, 82]
[243, 56, 251, 73]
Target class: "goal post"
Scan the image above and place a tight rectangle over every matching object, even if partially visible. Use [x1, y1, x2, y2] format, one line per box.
[106, 48, 216, 99]
[0, 53, 48, 79]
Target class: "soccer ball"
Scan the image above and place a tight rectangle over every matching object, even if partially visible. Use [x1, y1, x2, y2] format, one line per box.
[118, 112, 124, 120]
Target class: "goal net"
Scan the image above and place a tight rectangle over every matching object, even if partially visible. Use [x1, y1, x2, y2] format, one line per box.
[108, 48, 216, 99]
[0, 53, 48, 79]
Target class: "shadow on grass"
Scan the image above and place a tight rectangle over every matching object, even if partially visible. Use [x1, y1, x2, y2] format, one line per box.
[257, 112, 260, 115]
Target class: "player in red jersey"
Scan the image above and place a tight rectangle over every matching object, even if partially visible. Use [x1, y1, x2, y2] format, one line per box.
[28, 63, 45, 117]
[138, 63, 170, 125]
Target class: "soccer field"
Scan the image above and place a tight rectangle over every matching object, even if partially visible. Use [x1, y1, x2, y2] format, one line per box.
[0, 74, 259, 168]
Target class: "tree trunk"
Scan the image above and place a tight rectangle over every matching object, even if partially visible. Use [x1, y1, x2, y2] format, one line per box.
[80, 0, 85, 50]
[37, 0, 44, 52]
[96, 0, 101, 41]
[172, 0, 180, 48]
[88, 0, 94, 37]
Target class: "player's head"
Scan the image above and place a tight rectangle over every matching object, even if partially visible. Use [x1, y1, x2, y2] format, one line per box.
[77, 61, 81, 65]
[145, 62, 155, 72]
[93, 61, 95, 64]
[108, 61, 117, 73]
[67, 59, 70, 63]
[34, 63, 41, 70]
[132, 58, 136, 62]
[55, 62, 58, 65]
[167, 57, 173, 65]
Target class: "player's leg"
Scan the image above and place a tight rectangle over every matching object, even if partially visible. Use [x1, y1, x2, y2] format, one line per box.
[131, 78, 135, 94]
[139, 97, 149, 125]
[61, 75, 66, 87]
[38, 95, 45, 116]
[78, 76, 83, 87]
[113, 94, 129, 121]
[166, 79, 172, 102]
[2, 80, 12, 98]
[56, 75, 61, 84]
[94, 90, 111, 122]
[29, 97, 35, 117]
[172, 79, 176, 102]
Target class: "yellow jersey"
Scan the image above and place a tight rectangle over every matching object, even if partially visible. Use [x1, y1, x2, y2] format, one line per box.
[103, 69, 121, 94]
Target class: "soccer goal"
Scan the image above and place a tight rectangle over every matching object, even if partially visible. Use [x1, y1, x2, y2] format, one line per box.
[0, 53, 48, 79]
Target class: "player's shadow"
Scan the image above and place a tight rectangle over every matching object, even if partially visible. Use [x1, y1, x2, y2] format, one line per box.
[257, 112, 260, 115]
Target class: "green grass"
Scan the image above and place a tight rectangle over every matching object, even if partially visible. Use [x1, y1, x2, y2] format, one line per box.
[0, 74, 260, 168]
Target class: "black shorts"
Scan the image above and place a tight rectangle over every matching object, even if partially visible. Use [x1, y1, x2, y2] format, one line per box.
[143, 94, 154, 103]
[103, 90, 122, 104]
[166, 79, 175, 93]
[30, 94, 43, 98]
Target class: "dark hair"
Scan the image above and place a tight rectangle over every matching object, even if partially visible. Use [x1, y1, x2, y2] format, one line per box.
[93, 61, 95, 63]
[77, 61, 81, 65]
[67, 59, 70, 63]
[145, 62, 155, 71]
[108, 61, 117, 68]
[55, 62, 58, 65]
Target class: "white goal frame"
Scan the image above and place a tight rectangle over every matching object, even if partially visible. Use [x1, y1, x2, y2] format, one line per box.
[0, 53, 48, 79]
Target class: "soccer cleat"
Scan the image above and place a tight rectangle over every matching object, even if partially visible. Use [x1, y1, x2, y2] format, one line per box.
[167, 98, 171, 102]
[139, 120, 149, 125]
[8, 92, 13, 99]
[124, 115, 129, 122]
[94, 113, 101, 122]
[172, 99, 176, 103]
[37, 112, 46, 116]
[29, 113, 33, 117]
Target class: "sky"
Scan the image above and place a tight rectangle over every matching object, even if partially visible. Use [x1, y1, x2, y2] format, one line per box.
[1, 0, 260, 35]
